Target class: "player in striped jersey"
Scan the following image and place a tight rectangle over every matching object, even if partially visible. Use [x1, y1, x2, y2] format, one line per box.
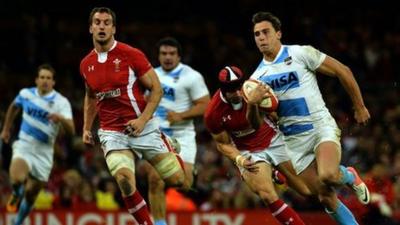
[249, 12, 370, 225]
[1, 64, 75, 225]
[145, 37, 210, 225]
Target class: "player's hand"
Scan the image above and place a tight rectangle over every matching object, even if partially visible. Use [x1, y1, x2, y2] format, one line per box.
[124, 118, 146, 136]
[354, 106, 370, 125]
[269, 112, 279, 123]
[48, 113, 64, 123]
[82, 130, 94, 146]
[236, 155, 259, 173]
[0, 130, 10, 144]
[246, 83, 272, 105]
[167, 111, 184, 125]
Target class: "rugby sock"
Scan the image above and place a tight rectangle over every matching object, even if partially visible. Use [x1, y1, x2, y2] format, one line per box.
[269, 199, 305, 225]
[326, 200, 358, 225]
[155, 220, 167, 225]
[339, 165, 355, 185]
[13, 198, 33, 225]
[123, 190, 153, 225]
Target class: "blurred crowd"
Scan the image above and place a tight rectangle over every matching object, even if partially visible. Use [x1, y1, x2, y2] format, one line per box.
[0, 0, 400, 224]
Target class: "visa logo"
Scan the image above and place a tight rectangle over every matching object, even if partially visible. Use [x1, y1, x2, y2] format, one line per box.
[162, 84, 175, 101]
[259, 71, 299, 91]
[27, 107, 49, 121]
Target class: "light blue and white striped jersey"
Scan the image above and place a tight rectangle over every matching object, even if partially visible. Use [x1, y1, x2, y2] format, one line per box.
[251, 45, 332, 136]
[14, 87, 73, 145]
[154, 63, 209, 136]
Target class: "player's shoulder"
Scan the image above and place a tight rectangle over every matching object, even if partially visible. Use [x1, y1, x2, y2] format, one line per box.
[80, 49, 96, 64]
[205, 91, 223, 116]
[53, 90, 71, 103]
[180, 63, 203, 78]
[154, 66, 163, 74]
[19, 87, 36, 96]
[116, 41, 145, 55]
[287, 44, 319, 55]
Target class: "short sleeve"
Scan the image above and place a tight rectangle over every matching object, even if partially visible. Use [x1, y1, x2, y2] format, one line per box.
[204, 106, 223, 134]
[58, 98, 73, 120]
[188, 71, 209, 100]
[295, 45, 326, 71]
[127, 48, 153, 77]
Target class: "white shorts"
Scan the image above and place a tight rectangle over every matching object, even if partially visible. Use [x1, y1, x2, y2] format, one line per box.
[238, 132, 290, 174]
[172, 129, 197, 164]
[12, 139, 54, 182]
[98, 125, 171, 161]
[285, 116, 341, 174]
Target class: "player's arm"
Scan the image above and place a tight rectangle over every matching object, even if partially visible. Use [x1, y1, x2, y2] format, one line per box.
[0, 102, 21, 144]
[245, 82, 271, 129]
[48, 114, 75, 136]
[317, 56, 370, 124]
[211, 131, 257, 172]
[83, 84, 97, 144]
[125, 68, 163, 136]
[168, 95, 210, 124]
[139, 68, 163, 121]
[246, 104, 263, 130]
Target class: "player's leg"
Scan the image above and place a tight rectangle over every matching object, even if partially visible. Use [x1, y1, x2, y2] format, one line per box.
[147, 151, 185, 189]
[242, 161, 305, 225]
[299, 161, 359, 225]
[106, 149, 153, 225]
[181, 162, 194, 191]
[143, 161, 167, 225]
[316, 141, 370, 205]
[315, 142, 342, 187]
[147, 132, 185, 188]
[7, 158, 29, 212]
[275, 161, 312, 197]
[13, 178, 44, 225]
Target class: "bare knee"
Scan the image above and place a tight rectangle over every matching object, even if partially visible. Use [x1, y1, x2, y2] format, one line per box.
[148, 171, 165, 192]
[319, 170, 340, 187]
[114, 170, 136, 196]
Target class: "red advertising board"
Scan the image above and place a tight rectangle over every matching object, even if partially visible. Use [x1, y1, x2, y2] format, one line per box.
[0, 210, 336, 225]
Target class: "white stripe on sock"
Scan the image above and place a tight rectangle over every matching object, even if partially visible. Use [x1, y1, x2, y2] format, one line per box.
[128, 200, 146, 214]
[272, 203, 288, 216]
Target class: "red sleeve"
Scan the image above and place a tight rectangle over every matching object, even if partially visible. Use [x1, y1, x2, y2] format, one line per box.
[204, 101, 224, 134]
[126, 47, 152, 78]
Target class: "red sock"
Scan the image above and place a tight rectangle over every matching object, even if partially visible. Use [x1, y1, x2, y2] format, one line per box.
[269, 199, 305, 225]
[123, 191, 153, 225]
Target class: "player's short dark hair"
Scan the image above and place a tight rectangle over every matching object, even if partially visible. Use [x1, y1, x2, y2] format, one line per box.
[37, 64, 56, 78]
[89, 7, 116, 26]
[252, 12, 281, 32]
[156, 37, 183, 56]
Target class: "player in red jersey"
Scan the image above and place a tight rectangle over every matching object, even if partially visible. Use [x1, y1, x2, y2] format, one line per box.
[80, 7, 185, 225]
[204, 66, 310, 225]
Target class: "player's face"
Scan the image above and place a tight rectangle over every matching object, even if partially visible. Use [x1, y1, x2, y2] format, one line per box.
[90, 12, 116, 45]
[159, 45, 181, 72]
[224, 89, 243, 104]
[35, 69, 55, 95]
[253, 21, 282, 55]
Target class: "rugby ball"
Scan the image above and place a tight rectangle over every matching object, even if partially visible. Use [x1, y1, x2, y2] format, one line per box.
[241, 79, 278, 112]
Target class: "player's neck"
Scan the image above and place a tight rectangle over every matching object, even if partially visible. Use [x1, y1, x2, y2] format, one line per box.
[94, 38, 115, 53]
[37, 89, 52, 96]
[263, 43, 282, 62]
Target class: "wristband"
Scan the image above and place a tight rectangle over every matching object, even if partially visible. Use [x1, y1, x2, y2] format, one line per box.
[235, 155, 245, 167]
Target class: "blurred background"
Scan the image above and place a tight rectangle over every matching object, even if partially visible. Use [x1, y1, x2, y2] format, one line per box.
[0, 0, 400, 224]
